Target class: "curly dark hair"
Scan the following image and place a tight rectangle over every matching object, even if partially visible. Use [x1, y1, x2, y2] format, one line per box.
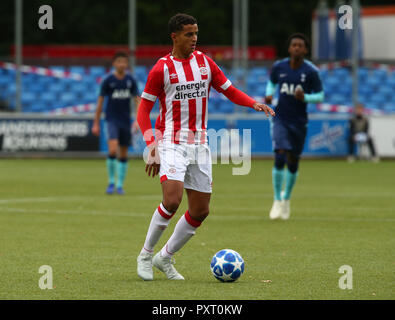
[168, 13, 197, 33]
[287, 33, 309, 49]
[112, 51, 129, 61]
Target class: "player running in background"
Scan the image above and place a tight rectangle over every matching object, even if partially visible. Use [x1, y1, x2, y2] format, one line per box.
[92, 52, 141, 195]
[136, 13, 275, 280]
[265, 33, 324, 220]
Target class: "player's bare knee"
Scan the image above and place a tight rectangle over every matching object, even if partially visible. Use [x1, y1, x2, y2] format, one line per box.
[200, 209, 210, 221]
[286, 152, 299, 164]
[191, 208, 209, 222]
[162, 198, 182, 213]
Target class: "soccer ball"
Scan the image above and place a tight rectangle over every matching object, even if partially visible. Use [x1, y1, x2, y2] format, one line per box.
[210, 249, 245, 282]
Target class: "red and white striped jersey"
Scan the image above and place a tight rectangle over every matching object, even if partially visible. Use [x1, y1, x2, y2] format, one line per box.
[141, 51, 231, 144]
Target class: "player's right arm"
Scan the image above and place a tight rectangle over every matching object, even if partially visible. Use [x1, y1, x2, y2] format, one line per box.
[137, 60, 165, 177]
[92, 77, 109, 136]
[265, 81, 276, 105]
[265, 63, 279, 105]
[92, 95, 104, 136]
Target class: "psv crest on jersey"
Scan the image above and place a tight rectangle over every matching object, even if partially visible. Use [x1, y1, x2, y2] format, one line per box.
[199, 67, 208, 76]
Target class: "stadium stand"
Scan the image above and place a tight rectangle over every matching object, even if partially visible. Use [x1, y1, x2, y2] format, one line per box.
[0, 64, 394, 114]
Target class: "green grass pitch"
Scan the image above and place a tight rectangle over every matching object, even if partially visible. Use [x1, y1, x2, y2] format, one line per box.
[0, 158, 393, 300]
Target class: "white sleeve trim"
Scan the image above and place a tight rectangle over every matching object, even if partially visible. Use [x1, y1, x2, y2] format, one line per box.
[220, 79, 232, 91]
[141, 91, 157, 102]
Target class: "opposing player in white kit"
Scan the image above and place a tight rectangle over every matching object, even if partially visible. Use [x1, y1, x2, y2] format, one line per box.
[136, 13, 275, 280]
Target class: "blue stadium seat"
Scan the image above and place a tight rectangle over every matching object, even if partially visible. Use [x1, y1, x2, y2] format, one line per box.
[230, 68, 245, 80]
[136, 81, 145, 95]
[386, 72, 395, 87]
[307, 103, 319, 113]
[369, 93, 386, 106]
[27, 82, 45, 94]
[69, 66, 86, 75]
[344, 75, 352, 86]
[218, 65, 228, 75]
[332, 68, 349, 78]
[69, 82, 89, 94]
[336, 83, 352, 96]
[59, 92, 77, 106]
[89, 82, 100, 94]
[322, 82, 336, 95]
[40, 100, 55, 111]
[0, 74, 13, 91]
[48, 82, 65, 94]
[82, 91, 97, 103]
[378, 85, 393, 98]
[0, 68, 15, 76]
[218, 100, 234, 113]
[21, 92, 36, 104]
[358, 67, 369, 81]
[358, 84, 373, 96]
[22, 73, 39, 85]
[3, 83, 16, 99]
[250, 67, 267, 76]
[247, 83, 259, 97]
[29, 104, 47, 113]
[383, 103, 395, 112]
[208, 99, 220, 113]
[40, 91, 57, 104]
[253, 85, 266, 97]
[357, 94, 369, 105]
[50, 66, 66, 72]
[364, 104, 376, 111]
[134, 65, 146, 74]
[249, 67, 268, 83]
[61, 78, 75, 90]
[365, 76, 381, 89]
[324, 75, 339, 88]
[82, 74, 101, 84]
[36, 76, 55, 88]
[329, 94, 347, 105]
[151, 100, 160, 113]
[371, 69, 388, 82]
[89, 66, 106, 77]
[319, 69, 328, 80]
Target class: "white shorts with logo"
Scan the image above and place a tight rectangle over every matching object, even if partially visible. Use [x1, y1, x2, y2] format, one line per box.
[158, 141, 212, 193]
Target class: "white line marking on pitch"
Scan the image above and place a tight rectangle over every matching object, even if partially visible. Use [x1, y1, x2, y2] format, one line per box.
[0, 195, 160, 204]
[0, 207, 393, 223]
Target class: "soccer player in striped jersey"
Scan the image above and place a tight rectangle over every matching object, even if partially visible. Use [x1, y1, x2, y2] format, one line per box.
[92, 52, 141, 195]
[265, 33, 324, 220]
[136, 13, 275, 280]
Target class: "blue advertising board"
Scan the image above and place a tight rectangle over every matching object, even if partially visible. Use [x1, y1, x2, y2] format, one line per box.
[99, 115, 350, 157]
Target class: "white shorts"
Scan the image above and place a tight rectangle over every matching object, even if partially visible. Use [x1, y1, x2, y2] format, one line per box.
[158, 141, 212, 193]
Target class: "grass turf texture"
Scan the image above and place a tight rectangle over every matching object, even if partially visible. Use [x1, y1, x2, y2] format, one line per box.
[0, 158, 393, 300]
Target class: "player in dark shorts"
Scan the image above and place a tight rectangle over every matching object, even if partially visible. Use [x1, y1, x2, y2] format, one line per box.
[92, 52, 141, 195]
[265, 33, 324, 220]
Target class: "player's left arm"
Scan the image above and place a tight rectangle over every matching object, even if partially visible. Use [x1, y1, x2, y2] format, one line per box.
[207, 56, 275, 117]
[130, 76, 141, 133]
[265, 62, 280, 104]
[295, 69, 324, 103]
[132, 96, 141, 133]
[222, 85, 275, 117]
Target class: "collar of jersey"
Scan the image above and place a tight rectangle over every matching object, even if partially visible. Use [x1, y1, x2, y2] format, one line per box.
[170, 53, 195, 62]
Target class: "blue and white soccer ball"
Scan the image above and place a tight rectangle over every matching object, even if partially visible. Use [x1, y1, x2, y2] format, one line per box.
[210, 249, 245, 282]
